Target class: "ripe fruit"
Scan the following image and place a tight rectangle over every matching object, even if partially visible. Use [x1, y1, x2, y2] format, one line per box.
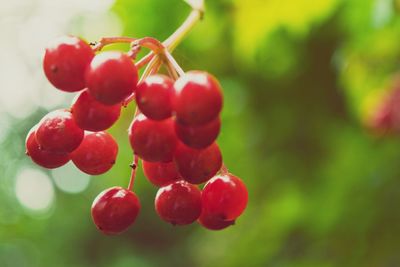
[91, 187, 140, 235]
[136, 75, 174, 120]
[174, 71, 223, 126]
[86, 51, 138, 105]
[71, 90, 121, 131]
[155, 180, 202, 225]
[36, 109, 84, 153]
[43, 36, 94, 92]
[202, 174, 248, 221]
[175, 117, 220, 149]
[174, 142, 222, 184]
[198, 212, 234, 230]
[71, 131, 118, 175]
[128, 114, 177, 162]
[142, 161, 181, 187]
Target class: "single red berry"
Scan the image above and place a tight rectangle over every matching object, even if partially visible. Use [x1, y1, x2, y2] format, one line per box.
[36, 109, 84, 153]
[155, 180, 202, 225]
[43, 35, 94, 92]
[174, 142, 222, 184]
[174, 71, 223, 126]
[71, 131, 118, 175]
[71, 90, 121, 131]
[142, 161, 181, 187]
[175, 117, 220, 149]
[128, 114, 177, 162]
[25, 125, 70, 169]
[86, 51, 138, 105]
[202, 174, 248, 221]
[198, 212, 234, 230]
[136, 75, 174, 120]
[91, 186, 140, 235]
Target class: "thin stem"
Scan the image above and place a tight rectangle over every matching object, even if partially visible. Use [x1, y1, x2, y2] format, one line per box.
[163, 50, 185, 76]
[220, 164, 229, 175]
[92, 36, 137, 51]
[127, 154, 139, 191]
[135, 53, 155, 69]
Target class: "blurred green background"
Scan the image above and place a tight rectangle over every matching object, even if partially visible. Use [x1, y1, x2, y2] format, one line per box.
[1, 0, 400, 266]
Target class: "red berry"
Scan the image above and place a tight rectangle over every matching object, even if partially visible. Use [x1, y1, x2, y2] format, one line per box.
[175, 117, 220, 149]
[202, 174, 248, 221]
[174, 71, 223, 126]
[155, 180, 202, 225]
[198, 212, 234, 230]
[43, 36, 94, 92]
[25, 125, 70, 169]
[91, 186, 140, 235]
[128, 114, 177, 162]
[86, 51, 138, 105]
[174, 142, 222, 184]
[136, 75, 174, 120]
[142, 161, 181, 187]
[71, 131, 118, 175]
[71, 90, 121, 131]
[36, 109, 84, 153]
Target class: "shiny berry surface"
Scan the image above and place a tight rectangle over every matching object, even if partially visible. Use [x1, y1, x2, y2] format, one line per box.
[202, 174, 248, 221]
[198, 212, 234, 230]
[71, 90, 121, 131]
[71, 131, 118, 175]
[136, 75, 174, 120]
[175, 117, 220, 149]
[36, 109, 84, 153]
[86, 51, 138, 105]
[155, 180, 202, 225]
[174, 142, 222, 184]
[91, 186, 140, 235]
[43, 36, 94, 92]
[174, 71, 223, 126]
[142, 160, 181, 187]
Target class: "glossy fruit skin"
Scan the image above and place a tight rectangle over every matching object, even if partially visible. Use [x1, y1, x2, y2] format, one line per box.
[202, 174, 248, 221]
[142, 161, 181, 187]
[174, 71, 223, 126]
[155, 180, 202, 225]
[71, 131, 118, 175]
[86, 51, 138, 105]
[25, 125, 70, 168]
[128, 114, 177, 162]
[198, 212, 234, 230]
[43, 36, 94, 92]
[174, 142, 222, 184]
[36, 109, 84, 153]
[136, 75, 174, 120]
[91, 186, 140, 235]
[175, 117, 220, 149]
[71, 90, 121, 131]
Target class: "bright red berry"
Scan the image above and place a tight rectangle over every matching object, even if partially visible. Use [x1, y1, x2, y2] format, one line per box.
[25, 125, 70, 169]
[175, 117, 220, 149]
[71, 131, 118, 175]
[71, 90, 121, 131]
[198, 212, 234, 230]
[86, 51, 138, 105]
[174, 142, 222, 184]
[91, 186, 140, 235]
[202, 174, 248, 221]
[142, 161, 181, 187]
[174, 71, 223, 126]
[36, 109, 84, 153]
[43, 36, 94, 92]
[155, 180, 202, 225]
[128, 114, 177, 162]
[136, 75, 174, 120]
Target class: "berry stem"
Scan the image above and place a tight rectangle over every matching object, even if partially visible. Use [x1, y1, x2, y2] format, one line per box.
[127, 154, 139, 191]
[220, 164, 229, 175]
[163, 50, 185, 77]
[91, 36, 137, 51]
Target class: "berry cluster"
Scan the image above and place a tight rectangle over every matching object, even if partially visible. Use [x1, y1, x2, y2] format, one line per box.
[26, 26, 247, 233]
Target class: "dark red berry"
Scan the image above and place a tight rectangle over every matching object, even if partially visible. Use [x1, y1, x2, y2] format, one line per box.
[36, 109, 84, 153]
[25, 125, 70, 169]
[43, 36, 94, 92]
[71, 131, 118, 175]
[91, 186, 140, 235]
[71, 90, 121, 131]
[174, 142, 222, 184]
[136, 75, 174, 120]
[142, 161, 181, 187]
[128, 114, 177, 162]
[175, 117, 220, 149]
[155, 180, 202, 225]
[86, 51, 138, 105]
[202, 174, 248, 221]
[198, 212, 234, 230]
[174, 71, 223, 126]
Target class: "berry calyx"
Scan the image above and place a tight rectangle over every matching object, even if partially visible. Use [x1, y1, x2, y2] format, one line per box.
[198, 212, 234, 230]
